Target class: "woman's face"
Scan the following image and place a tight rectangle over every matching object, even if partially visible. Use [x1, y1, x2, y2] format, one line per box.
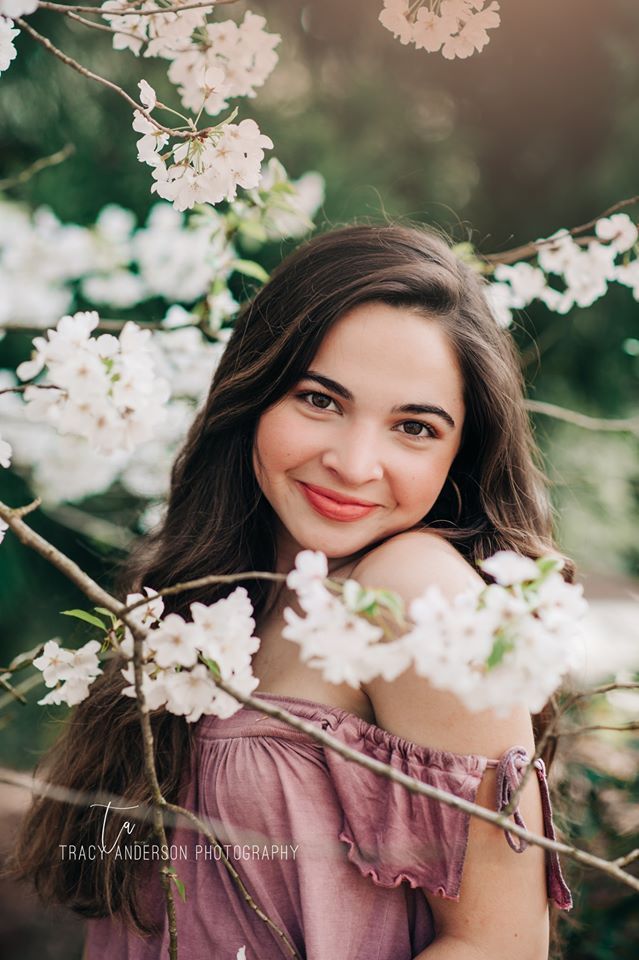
[253, 301, 466, 572]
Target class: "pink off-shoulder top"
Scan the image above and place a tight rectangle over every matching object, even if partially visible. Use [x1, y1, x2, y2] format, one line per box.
[85, 692, 572, 960]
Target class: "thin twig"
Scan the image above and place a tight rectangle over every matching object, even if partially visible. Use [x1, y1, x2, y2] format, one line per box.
[615, 848, 639, 869]
[568, 681, 639, 703]
[42, 503, 136, 550]
[0, 675, 28, 705]
[39, 0, 237, 15]
[0, 320, 169, 335]
[0, 145, 75, 192]
[163, 802, 301, 958]
[66, 9, 144, 39]
[0, 384, 64, 397]
[524, 399, 639, 437]
[502, 681, 639, 816]
[0, 672, 44, 711]
[559, 721, 639, 737]
[122, 570, 285, 616]
[15, 18, 189, 139]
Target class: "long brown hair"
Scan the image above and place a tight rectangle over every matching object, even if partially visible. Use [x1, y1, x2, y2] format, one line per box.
[8, 222, 572, 932]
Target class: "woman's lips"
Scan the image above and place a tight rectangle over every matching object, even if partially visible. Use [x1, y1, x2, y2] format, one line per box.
[297, 481, 378, 522]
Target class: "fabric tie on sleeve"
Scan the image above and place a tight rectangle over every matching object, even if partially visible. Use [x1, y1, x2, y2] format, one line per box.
[494, 745, 573, 910]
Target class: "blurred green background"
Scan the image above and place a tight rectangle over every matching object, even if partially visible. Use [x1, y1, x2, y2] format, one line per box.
[0, 1, 638, 957]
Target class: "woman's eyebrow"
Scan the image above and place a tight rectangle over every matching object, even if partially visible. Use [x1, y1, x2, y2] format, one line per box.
[301, 370, 456, 429]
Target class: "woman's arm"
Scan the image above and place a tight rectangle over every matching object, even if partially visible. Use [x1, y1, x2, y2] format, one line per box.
[353, 531, 550, 960]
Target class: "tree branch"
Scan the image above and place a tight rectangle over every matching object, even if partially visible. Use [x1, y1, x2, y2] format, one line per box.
[15, 18, 189, 138]
[38, 0, 238, 15]
[2, 498, 638, 896]
[0, 145, 75, 191]
[524, 399, 639, 437]
[482, 195, 639, 265]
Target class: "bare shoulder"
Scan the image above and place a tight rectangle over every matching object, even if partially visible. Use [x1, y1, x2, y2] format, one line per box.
[353, 528, 535, 759]
[352, 528, 483, 603]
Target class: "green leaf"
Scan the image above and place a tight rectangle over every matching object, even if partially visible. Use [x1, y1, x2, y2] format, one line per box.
[486, 633, 514, 670]
[374, 589, 405, 621]
[166, 867, 187, 902]
[172, 872, 187, 902]
[61, 609, 107, 631]
[231, 258, 270, 283]
[94, 607, 118, 625]
[535, 556, 563, 577]
[203, 657, 221, 678]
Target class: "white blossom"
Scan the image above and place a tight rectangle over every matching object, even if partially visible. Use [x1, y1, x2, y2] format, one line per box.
[163, 663, 218, 722]
[147, 118, 274, 212]
[283, 566, 385, 688]
[0, 16, 20, 76]
[0, 0, 37, 16]
[138, 78, 157, 110]
[34, 639, 103, 707]
[487, 214, 639, 320]
[120, 662, 172, 711]
[480, 550, 541, 586]
[595, 213, 638, 254]
[286, 549, 328, 596]
[0, 432, 12, 468]
[379, 0, 501, 60]
[493, 262, 547, 310]
[151, 612, 201, 668]
[16, 312, 171, 455]
[165, 11, 280, 117]
[32, 639, 75, 687]
[190, 587, 260, 673]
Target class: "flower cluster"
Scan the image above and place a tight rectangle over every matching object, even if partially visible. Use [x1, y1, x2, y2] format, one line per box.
[100, 4, 280, 120]
[0, 175, 322, 336]
[379, 0, 500, 60]
[165, 11, 280, 117]
[33, 638, 103, 707]
[118, 586, 260, 722]
[283, 549, 587, 716]
[16, 311, 171, 455]
[283, 551, 402, 688]
[485, 213, 639, 328]
[0, 173, 323, 506]
[402, 552, 587, 715]
[100, 0, 207, 59]
[134, 83, 274, 211]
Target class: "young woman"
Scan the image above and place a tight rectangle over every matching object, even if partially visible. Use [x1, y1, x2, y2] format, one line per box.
[12, 223, 573, 959]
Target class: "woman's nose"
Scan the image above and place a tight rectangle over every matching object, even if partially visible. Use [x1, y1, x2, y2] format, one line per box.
[319, 424, 384, 484]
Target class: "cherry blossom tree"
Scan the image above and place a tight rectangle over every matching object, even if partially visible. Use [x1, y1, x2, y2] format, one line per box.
[0, 4, 638, 958]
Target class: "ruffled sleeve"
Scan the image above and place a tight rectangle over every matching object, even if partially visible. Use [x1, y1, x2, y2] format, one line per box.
[320, 712, 572, 910]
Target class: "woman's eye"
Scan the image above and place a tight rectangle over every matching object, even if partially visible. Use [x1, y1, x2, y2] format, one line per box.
[398, 420, 436, 439]
[298, 390, 337, 411]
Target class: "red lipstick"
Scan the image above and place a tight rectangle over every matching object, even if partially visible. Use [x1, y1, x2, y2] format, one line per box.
[297, 482, 379, 522]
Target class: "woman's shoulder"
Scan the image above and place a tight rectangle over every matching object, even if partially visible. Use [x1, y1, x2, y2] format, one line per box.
[349, 527, 535, 760]
[351, 527, 482, 603]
